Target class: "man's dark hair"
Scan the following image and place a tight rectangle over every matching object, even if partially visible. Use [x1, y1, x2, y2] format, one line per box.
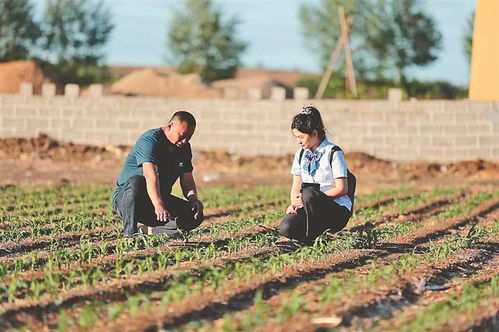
[291, 106, 326, 140]
[170, 111, 196, 127]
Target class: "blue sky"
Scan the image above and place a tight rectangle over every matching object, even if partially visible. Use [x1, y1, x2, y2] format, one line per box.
[35, 0, 476, 86]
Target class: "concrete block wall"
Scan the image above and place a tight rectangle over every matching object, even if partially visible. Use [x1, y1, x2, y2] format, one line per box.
[0, 93, 498, 162]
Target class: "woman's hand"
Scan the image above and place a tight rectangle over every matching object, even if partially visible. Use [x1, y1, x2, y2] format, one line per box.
[286, 204, 298, 214]
[292, 193, 303, 208]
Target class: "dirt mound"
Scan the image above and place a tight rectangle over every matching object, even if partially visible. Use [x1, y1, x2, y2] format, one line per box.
[0, 133, 126, 162]
[0, 135, 497, 181]
[110, 68, 221, 98]
[0, 60, 51, 94]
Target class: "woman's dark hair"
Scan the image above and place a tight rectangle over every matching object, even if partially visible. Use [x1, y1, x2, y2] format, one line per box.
[291, 106, 326, 139]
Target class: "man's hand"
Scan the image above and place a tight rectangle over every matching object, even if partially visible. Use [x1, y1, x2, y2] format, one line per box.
[155, 205, 170, 222]
[189, 199, 204, 220]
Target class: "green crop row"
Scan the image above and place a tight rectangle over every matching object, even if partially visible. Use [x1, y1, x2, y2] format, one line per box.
[206, 225, 492, 332]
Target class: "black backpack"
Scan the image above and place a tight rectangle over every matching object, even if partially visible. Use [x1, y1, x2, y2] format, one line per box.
[299, 145, 356, 212]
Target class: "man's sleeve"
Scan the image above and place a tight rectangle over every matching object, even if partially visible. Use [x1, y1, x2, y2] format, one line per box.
[135, 136, 159, 167]
[181, 144, 194, 173]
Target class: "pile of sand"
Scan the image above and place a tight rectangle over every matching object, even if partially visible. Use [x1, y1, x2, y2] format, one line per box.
[0, 60, 51, 94]
[110, 68, 222, 98]
[0, 133, 126, 161]
[235, 68, 314, 87]
[212, 75, 292, 98]
[3, 134, 498, 181]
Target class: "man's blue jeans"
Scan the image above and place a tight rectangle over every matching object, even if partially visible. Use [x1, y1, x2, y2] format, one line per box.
[112, 175, 203, 237]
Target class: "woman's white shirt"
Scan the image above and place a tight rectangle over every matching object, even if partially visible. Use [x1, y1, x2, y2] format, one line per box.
[290, 138, 352, 211]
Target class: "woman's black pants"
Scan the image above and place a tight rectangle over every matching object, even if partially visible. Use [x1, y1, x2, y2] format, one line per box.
[278, 187, 351, 244]
[113, 175, 203, 237]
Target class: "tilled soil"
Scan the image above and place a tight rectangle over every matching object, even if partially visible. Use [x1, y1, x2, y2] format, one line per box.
[1, 138, 498, 331]
[1, 134, 499, 193]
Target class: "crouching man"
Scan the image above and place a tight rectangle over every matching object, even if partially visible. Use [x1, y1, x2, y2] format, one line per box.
[112, 111, 204, 237]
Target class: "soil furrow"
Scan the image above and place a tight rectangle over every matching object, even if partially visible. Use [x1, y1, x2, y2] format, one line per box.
[0, 201, 288, 261]
[343, 249, 497, 331]
[95, 250, 379, 332]
[0, 227, 118, 257]
[366, 253, 499, 332]
[346, 193, 464, 234]
[397, 197, 499, 245]
[0, 246, 280, 323]
[260, 249, 491, 332]
[2, 221, 283, 285]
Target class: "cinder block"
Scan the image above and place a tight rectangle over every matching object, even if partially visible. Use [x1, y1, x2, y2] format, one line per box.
[406, 112, 431, 122]
[65, 84, 80, 97]
[356, 112, 385, 122]
[293, 87, 309, 100]
[42, 83, 56, 97]
[419, 124, 443, 134]
[370, 125, 397, 135]
[443, 125, 467, 134]
[14, 107, 36, 116]
[467, 124, 493, 134]
[62, 107, 86, 117]
[363, 136, 386, 146]
[456, 112, 476, 122]
[385, 136, 409, 145]
[454, 136, 478, 146]
[387, 88, 403, 102]
[431, 136, 454, 146]
[387, 112, 407, 123]
[408, 136, 430, 145]
[119, 120, 140, 130]
[84, 131, 107, 143]
[470, 148, 493, 159]
[270, 87, 286, 100]
[50, 118, 72, 129]
[71, 117, 94, 129]
[444, 100, 469, 111]
[89, 84, 103, 98]
[222, 87, 240, 99]
[2, 117, 26, 129]
[348, 125, 371, 135]
[248, 88, 262, 100]
[38, 106, 61, 117]
[432, 112, 454, 123]
[396, 125, 419, 134]
[478, 136, 499, 145]
[95, 119, 117, 129]
[20, 82, 33, 96]
[27, 118, 49, 129]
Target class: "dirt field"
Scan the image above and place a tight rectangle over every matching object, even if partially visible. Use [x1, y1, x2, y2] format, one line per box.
[0, 136, 498, 331]
[1, 134, 498, 192]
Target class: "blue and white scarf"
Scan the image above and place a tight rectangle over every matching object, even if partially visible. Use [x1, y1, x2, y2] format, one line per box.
[302, 149, 323, 175]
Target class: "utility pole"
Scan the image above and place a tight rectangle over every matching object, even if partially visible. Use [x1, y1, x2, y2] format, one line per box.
[315, 6, 358, 99]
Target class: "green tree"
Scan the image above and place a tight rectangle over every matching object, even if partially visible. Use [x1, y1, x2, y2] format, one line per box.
[167, 0, 247, 82]
[42, 0, 114, 85]
[366, 0, 442, 90]
[0, 0, 41, 61]
[463, 11, 474, 64]
[299, 0, 380, 79]
[300, 0, 442, 94]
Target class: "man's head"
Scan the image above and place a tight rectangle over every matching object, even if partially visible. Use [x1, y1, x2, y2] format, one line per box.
[164, 111, 196, 148]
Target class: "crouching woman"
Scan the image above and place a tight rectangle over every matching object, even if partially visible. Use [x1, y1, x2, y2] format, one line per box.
[278, 106, 352, 245]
